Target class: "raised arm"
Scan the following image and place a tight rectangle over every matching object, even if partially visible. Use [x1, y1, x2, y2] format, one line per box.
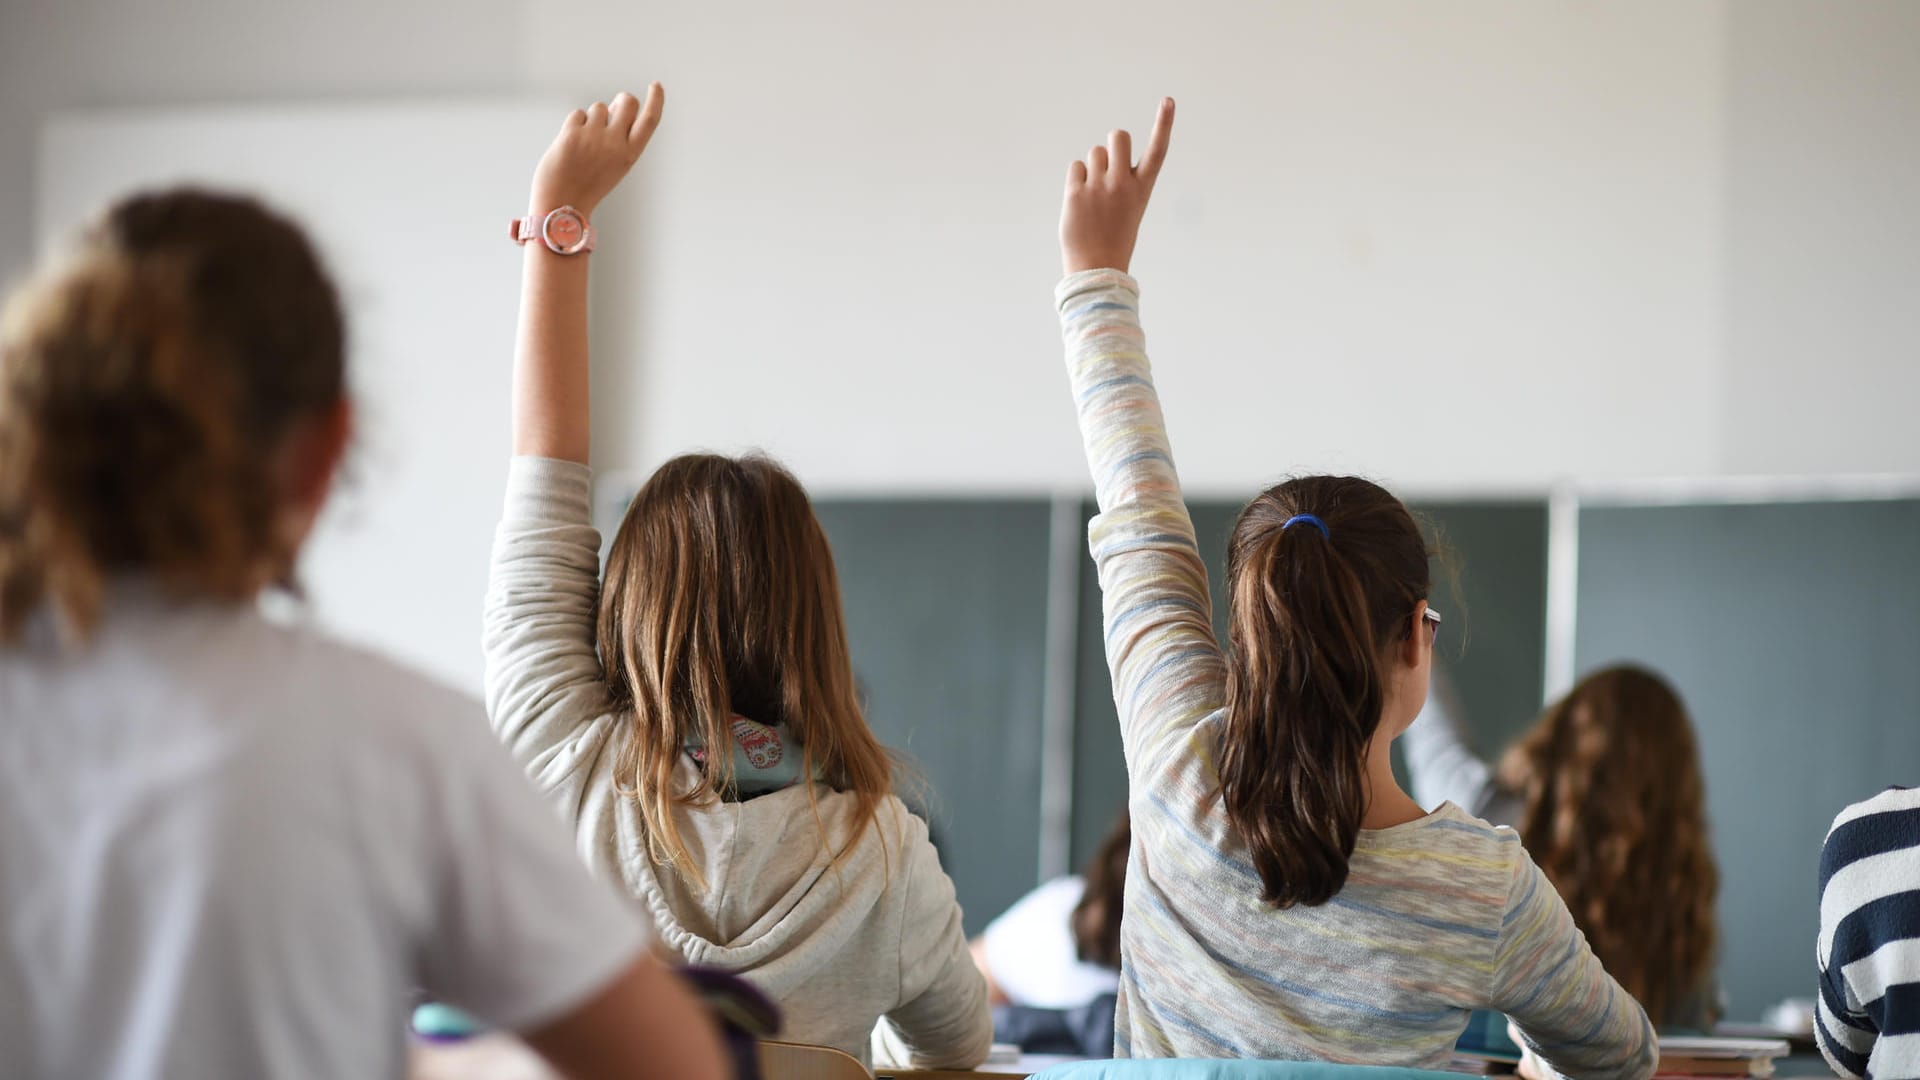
[1403, 666, 1501, 815]
[483, 89, 663, 782]
[514, 85, 662, 463]
[1058, 101, 1228, 778]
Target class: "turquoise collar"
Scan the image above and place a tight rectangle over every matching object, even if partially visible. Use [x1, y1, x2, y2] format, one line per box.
[684, 715, 819, 796]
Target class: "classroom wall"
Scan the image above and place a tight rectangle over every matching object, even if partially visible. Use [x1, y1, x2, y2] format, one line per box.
[1721, 1, 1920, 476]
[0, 0, 522, 279]
[1573, 498, 1920, 1019]
[556, 0, 1730, 494]
[6, 2, 1915, 496]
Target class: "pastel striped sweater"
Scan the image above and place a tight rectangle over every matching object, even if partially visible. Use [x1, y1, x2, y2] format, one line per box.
[1057, 268, 1656, 1078]
[1818, 786, 1920, 1080]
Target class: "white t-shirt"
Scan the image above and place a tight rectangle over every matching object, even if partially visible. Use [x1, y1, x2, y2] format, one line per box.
[980, 876, 1120, 1010]
[0, 591, 652, 1080]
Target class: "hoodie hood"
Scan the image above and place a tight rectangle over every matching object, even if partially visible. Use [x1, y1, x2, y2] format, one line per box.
[625, 758, 911, 975]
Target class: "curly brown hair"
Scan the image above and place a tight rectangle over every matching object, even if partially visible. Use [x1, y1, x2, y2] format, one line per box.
[0, 189, 345, 643]
[1497, 665, 1720, 1026]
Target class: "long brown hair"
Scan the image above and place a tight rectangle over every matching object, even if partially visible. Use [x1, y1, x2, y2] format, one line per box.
[597, 453, 894, 882]
[1071, 808, 1131, 969]
[0, 189, 345, 644]
[1498, 666, 1719, 1025]
[1219, 476, 1432, 908]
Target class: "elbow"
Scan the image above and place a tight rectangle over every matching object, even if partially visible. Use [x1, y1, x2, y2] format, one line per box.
[944, 1004, 995, 1069]
[1599, 1011, 1657, 1080]
[1627, 1018, 1658, 1080]
[907, 995, 994, 1070]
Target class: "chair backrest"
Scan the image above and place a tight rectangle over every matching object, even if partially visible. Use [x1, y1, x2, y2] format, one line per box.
[1032, 1061, 1465, 1080]
[758, 1040, 871, 1080]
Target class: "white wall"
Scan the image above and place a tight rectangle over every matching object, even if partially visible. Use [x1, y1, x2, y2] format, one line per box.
[39, 103, 570, 694]
[5, 1, 1916, 497]
[0, 0, 524, 280]
[549, 0, 1730, 495]
[1722, 1, 1920, 476]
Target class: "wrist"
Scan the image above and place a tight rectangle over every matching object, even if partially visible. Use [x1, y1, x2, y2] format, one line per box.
[514, 202, 597, 256]
[1063, 252, 1132, 275]
[529, 188, 596, 218]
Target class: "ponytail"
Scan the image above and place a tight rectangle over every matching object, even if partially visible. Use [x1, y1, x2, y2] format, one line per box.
[0, 189, 345, 643]
[1218, 476, 1431, 908]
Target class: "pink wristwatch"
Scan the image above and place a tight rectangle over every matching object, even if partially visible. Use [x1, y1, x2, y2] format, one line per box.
[509, 205, 594, 255]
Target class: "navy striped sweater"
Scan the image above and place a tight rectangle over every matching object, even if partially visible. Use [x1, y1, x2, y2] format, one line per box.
[1819, 786, 1920, 1080]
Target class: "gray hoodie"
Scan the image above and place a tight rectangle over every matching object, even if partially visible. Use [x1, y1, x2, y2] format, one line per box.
[483, 456, 992, 1069]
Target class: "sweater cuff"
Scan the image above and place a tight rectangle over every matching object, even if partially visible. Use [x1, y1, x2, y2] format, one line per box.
[502, 455, 594, 526]
[1055, 268, 1139, 314]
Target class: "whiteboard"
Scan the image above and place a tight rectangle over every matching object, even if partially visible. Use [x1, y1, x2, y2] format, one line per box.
[40, 100, 570, 694]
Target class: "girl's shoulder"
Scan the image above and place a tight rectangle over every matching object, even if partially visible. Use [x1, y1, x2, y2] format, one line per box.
[1360, 799, 1523, 848]
[1350, 801, 1528, 897]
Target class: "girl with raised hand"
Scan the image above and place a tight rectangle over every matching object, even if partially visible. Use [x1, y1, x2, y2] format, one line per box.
[1407, 665, 1723, 1030]
[1053, 99, 1656, 1078]
[485, 86, 991, 1071]
[0, 190, 725, 1080]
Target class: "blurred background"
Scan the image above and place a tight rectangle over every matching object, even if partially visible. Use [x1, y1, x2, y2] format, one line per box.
[5, 0, 1915, 1022]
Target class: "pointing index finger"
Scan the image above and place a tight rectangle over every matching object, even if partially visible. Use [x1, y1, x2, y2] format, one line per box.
[1138, 97, 1175, 183]
[629, 82, 665, 150]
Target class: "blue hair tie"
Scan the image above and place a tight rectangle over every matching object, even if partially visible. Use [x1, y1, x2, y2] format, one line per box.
[1282, 514, 1330, 539]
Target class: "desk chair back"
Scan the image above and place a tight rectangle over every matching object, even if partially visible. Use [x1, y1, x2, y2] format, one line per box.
[759, 1040, 870, 1080]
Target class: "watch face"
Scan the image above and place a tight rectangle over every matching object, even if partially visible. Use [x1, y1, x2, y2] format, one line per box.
[543, 208, 587, 253]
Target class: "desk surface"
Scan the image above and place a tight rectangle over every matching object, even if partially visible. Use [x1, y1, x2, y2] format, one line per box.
[878, 1055, 1082, 1078]
[413, 1038, 1081, 1079]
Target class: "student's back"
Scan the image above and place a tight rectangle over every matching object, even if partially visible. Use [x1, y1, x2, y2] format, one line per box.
[0, 185, 725, 1080]
[1111, 727, 1600, 1063]
[1050, 100, 1655, 1078]
[0, 598, 633, 1077]
[485, 89, 990, 1070]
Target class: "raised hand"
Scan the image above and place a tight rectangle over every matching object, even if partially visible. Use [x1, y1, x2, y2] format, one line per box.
[529, 84, 665, 217]
[1060, 98, 1175, 275]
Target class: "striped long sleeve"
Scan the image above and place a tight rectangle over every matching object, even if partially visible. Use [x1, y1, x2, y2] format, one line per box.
[1058, 269, 1653, 1079]
[1819, 786, 1920, 1080]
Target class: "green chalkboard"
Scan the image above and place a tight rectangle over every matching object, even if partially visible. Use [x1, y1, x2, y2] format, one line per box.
[1069, 497, 1550, 869]
[813, 499, 1055, 937]
[1574, 499, 1920, 1019]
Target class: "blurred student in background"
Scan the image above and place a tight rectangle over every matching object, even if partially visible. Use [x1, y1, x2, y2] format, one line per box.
[0, 190, 726, 1079]
[1407, 665, 1722, 1030]
[973, 810, 1129, 1055]
[485, 86, 989, 1071]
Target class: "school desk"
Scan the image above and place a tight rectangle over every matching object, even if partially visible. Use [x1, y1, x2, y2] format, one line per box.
[878, 1056, 1084, 1079]
[411, 1036, 1083, 1079]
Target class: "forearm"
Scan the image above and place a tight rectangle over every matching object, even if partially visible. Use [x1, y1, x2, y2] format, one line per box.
[1498, 862, 1656, 1080]
[511, 241, 592, 463]
[1059, 269, 1179, 515]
